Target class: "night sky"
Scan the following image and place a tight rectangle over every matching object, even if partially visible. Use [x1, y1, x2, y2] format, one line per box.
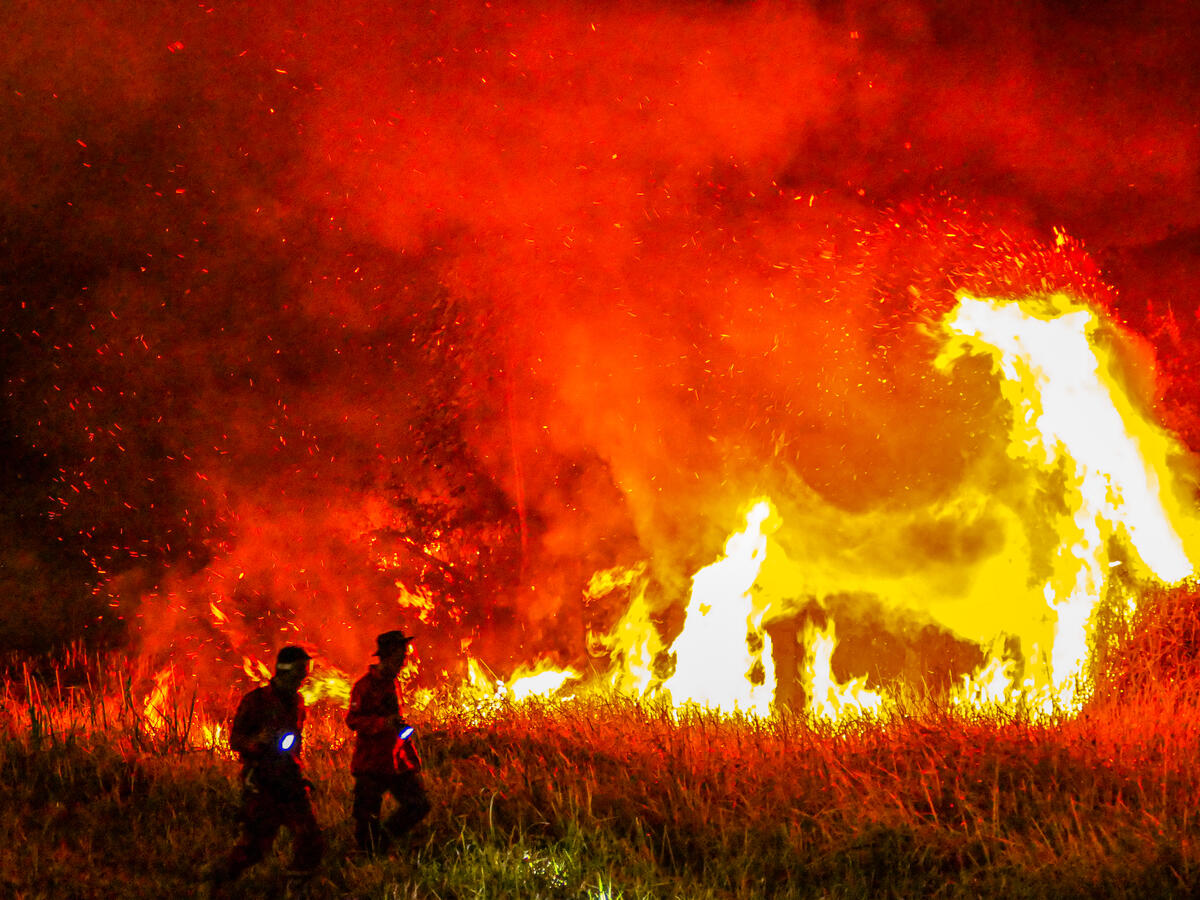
[2, 1, 1199, 680]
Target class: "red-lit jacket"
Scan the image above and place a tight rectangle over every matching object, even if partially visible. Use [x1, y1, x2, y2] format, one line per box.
[229, 679, 308, 793]
[346, 665, 420, 776]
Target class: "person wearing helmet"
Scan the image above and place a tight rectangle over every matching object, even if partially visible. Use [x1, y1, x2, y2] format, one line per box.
[203, 645, 324, 891]
[346, 630, 431, 854]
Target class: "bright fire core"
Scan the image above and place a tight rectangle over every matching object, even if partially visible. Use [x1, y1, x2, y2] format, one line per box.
[166, 291, 1199, 730]
[577, 292, 1200, 721]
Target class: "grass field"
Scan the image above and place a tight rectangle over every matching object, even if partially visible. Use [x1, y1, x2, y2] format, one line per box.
[3, 586, 1200, 899]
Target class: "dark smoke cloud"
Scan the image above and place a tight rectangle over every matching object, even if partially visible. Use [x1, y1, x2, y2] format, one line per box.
[2, 1, 1198, 678]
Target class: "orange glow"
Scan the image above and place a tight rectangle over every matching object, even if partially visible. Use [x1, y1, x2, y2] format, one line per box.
[130, 290, 1200, 729]
[13, 0, 1200, 747]
[588, 292, 1200, 722]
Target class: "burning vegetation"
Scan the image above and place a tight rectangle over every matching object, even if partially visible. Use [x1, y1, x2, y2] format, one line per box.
[102, 283, 1200, 729]
[3, 0, 1200, 895]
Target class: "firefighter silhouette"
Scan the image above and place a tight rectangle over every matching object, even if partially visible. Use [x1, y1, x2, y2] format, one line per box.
[203, 645, 324, 890]
[346, 629, 432, 854]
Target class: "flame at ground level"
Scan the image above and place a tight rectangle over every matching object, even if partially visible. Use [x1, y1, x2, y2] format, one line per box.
[590, 292, 1200, 720]
[137, 292, 1200, 728]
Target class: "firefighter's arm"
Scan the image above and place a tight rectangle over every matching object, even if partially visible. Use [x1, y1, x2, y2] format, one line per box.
[228, 693, 271, 756]
[345, 684, 401, 735]
[396, 734, 422, 772]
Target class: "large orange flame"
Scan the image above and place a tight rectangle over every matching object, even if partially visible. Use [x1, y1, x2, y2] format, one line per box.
[595, 292, 1200, 721]
[939, 292, 1198, 711]
[134, 292, 1200, 729]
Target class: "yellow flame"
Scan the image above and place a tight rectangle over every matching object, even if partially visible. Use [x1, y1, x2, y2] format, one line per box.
[587, 563, 662, 695]
[464, 657, 580, 705]
[939, 292, 1197, 710]
[242, 656, 272, 684]
[802, 621, 884, 720]
[507, 666, 580, 702]
[201, 721, 228, 752]
[950, 652, 1017, 709]
[141, 667, 175, 731]
[584, 291, 1200, 723]
[238, 654, 351, 707]
[466, 656, 498, 694]
[661, 499, 776, 716]
[300, 666, 353, 707]
[141, 665, 230, 751]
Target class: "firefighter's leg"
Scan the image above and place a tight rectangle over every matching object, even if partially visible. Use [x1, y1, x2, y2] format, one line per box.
[210, 790, 282, 883]
[285, 791, 325, 875]
[382, 770, 432, 841]
[351, 774, 388, 853]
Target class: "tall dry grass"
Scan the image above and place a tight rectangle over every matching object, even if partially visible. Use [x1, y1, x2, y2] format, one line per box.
[3, 584, 1200, 898]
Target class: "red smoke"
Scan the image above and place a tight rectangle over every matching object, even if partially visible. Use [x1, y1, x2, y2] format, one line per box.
[2, 1, 1198, 685]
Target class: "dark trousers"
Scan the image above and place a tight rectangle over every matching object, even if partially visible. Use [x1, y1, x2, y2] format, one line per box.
[352, 769, 431, 852]
[213, 785, 324, 882]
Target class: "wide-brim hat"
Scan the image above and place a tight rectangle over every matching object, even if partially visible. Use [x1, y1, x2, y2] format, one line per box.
[373, 630, 414, 657]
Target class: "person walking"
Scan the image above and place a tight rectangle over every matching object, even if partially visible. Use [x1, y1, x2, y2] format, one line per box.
[203, 645, 324, 892]
[346, 630, 431, 854]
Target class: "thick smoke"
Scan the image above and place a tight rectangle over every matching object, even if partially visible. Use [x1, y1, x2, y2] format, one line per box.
[2, 1, 1198, 682]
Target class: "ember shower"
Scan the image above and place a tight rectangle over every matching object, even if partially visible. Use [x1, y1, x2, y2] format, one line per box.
[2, 1, 1199, 709]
